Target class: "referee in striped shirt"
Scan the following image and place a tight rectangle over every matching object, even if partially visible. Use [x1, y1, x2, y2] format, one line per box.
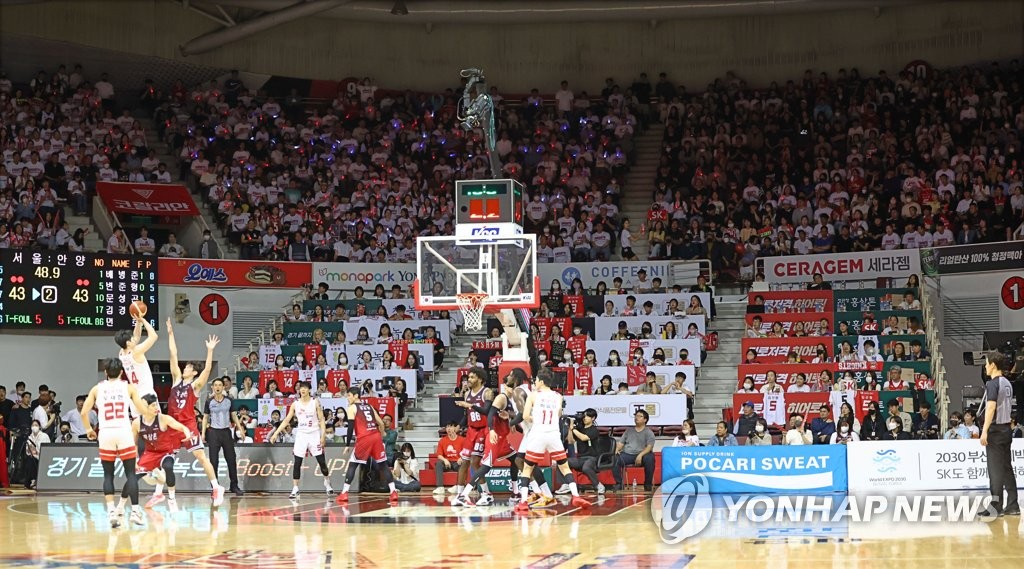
[981, 352, 1019, 516]
[203, 377, 245, 496]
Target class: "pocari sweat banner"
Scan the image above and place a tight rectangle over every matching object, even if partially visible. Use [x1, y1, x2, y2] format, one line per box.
[662, 446, 848, 494]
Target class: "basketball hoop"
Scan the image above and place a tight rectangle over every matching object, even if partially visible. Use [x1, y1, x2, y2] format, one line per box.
[456, 292, 491, 332]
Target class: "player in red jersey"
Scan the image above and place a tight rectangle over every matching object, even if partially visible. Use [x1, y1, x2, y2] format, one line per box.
[80, 358, 149, 528]
[155, 319, 224, 506]
[453, 370, 519, 507]
[452, 368, 493, 501]
[336, 387, 399, 506]
[131, 393, 191, 514]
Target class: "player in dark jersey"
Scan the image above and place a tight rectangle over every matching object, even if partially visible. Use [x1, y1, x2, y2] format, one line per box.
[453, 370, 519, 507]
[336, 387, 399, 506]
[132, 393, 191, 513]
[452, 368, 493, 501]
[155, 319, 224, 506]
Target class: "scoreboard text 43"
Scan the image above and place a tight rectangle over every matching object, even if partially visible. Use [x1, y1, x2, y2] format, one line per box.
[0, 250, 158, 330]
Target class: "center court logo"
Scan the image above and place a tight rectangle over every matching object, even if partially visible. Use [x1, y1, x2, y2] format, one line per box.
[651, 474, 712, 544]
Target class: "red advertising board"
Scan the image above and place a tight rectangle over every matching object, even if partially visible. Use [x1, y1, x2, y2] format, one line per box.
[736, 364, 836, 389]
[741, 337, 833, 363]
[158, 258, 311, 288]
[744, 313, 834, 336]
[747, 291, 833, 313]
[97, 181, 200, 216]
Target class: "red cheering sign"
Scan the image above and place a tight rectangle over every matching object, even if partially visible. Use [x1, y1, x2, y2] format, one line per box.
[744, 313, 833, 336]
[97, 181, 200, 216]
[747, 291, 833, 313]
[741, 337, 833, 363]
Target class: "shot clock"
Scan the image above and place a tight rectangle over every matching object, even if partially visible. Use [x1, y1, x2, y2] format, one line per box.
[0, 250, 158, 330]
[454, 179, 525, 240]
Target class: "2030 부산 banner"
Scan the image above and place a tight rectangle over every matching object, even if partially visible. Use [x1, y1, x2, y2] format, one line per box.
[762, 250, 920, 284]
[37, 444, 360, 493]
[847, 439, 1024, 492]
[96, 181, 200, 216]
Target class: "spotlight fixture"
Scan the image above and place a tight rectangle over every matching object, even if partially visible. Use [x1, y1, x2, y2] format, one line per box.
[391, 0, 408, 16]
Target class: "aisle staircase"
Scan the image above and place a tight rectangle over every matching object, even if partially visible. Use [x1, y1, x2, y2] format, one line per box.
[617, 123, 664, 260]
[691, 301, 745, 438]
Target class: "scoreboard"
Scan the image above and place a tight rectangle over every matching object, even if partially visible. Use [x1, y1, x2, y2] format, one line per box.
[454, 179, 525, 240]
[0, 250, 158, 330]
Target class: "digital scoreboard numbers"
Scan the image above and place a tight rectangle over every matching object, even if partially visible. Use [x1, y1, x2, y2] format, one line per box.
[455, 179, 524, 226]
[0, 250, 158, 330]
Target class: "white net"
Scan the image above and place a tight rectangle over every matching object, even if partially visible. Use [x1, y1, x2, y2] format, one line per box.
[455, 293, 490, 332]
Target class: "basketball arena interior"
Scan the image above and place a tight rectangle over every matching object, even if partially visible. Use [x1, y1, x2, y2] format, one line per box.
[1, 1, 1024, 567]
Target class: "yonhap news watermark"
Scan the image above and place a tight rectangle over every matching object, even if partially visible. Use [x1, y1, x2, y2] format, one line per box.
[651, 474, 1001, 544]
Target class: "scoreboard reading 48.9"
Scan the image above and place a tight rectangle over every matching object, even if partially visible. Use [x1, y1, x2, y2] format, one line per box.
[0, 250, 158, 330]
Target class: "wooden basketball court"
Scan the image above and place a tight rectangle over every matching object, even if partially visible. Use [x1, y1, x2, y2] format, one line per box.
[1, 491, 1020, 568]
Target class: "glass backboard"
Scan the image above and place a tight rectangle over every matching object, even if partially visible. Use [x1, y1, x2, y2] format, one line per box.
[414, 234, 539, 311]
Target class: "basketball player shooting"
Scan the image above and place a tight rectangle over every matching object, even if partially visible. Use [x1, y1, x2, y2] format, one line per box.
[515, 369, 592, 513]
[80, 358, 151, 528]
[132, 393, 192, 514]
[160, 319, 225, 506]
[452, 368, 492, 504]
[453, 370, 520, 507]
[114, 313, 158, 397]
[268, 380, 334, 500]
[336, 387, 399, 506]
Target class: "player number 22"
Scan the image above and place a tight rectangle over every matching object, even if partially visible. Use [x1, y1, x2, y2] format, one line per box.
[103, 401, 126, 421]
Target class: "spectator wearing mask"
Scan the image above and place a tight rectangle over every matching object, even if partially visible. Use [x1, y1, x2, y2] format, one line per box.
[737, 377, 757, 394]
[392, 443, 421, 492]
[860, 402, 886, 441]
[746, 418, 772, 446]
[25, 419, 49, 489]
[830, 418, 859, 444]
[672, 420, 700, 447]
[882, 416, 912, 441]
[432, 422, 463, 495]
[886, 399, 912, 432]
[944, 411, 972, 439]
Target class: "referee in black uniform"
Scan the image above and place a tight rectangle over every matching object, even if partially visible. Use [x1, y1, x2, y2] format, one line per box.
[981, 352, 1019, 516]
[203, 377, 244, 496]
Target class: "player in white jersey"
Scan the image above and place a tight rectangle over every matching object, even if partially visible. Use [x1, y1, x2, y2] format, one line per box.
[269, 381, 334, 499]
[514, 369, 592, 513]
[507, 369, 550, 504]
[115, 317, 159, 397]
[81, 358, 149, 528]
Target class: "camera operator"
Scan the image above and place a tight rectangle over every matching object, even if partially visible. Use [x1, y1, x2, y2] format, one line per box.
[554, 409, 604, 495]
[911, 401, 940, 439]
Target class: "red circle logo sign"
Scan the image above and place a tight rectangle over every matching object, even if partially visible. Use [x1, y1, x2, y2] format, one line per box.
[199, 293, 230, 325]
[1001, 276, 1024, 311]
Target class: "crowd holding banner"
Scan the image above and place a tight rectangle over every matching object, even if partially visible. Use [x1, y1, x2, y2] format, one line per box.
[282, 319, 452, 346]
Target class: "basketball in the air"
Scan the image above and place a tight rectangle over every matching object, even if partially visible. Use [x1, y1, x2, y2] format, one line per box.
[129, 300, 147, 319]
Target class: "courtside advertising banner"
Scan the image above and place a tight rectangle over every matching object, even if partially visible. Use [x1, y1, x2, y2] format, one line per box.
[563, 394, 688, 427]
[920, 241, 1024, 275]
[847, 439, 1024, 492]
[159, 258, 311, 288]
[539, 261, 676, 290]
[96, 181, 200, 216]
[762, 249, 920, 284]
[313, 262, 419, 291]
[587, 339, 703, 367]
[662, 445, 848, 493]
[37, 444, 360, 493]
[747, 291, 833, 313]
[741, 337, 832, 363]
